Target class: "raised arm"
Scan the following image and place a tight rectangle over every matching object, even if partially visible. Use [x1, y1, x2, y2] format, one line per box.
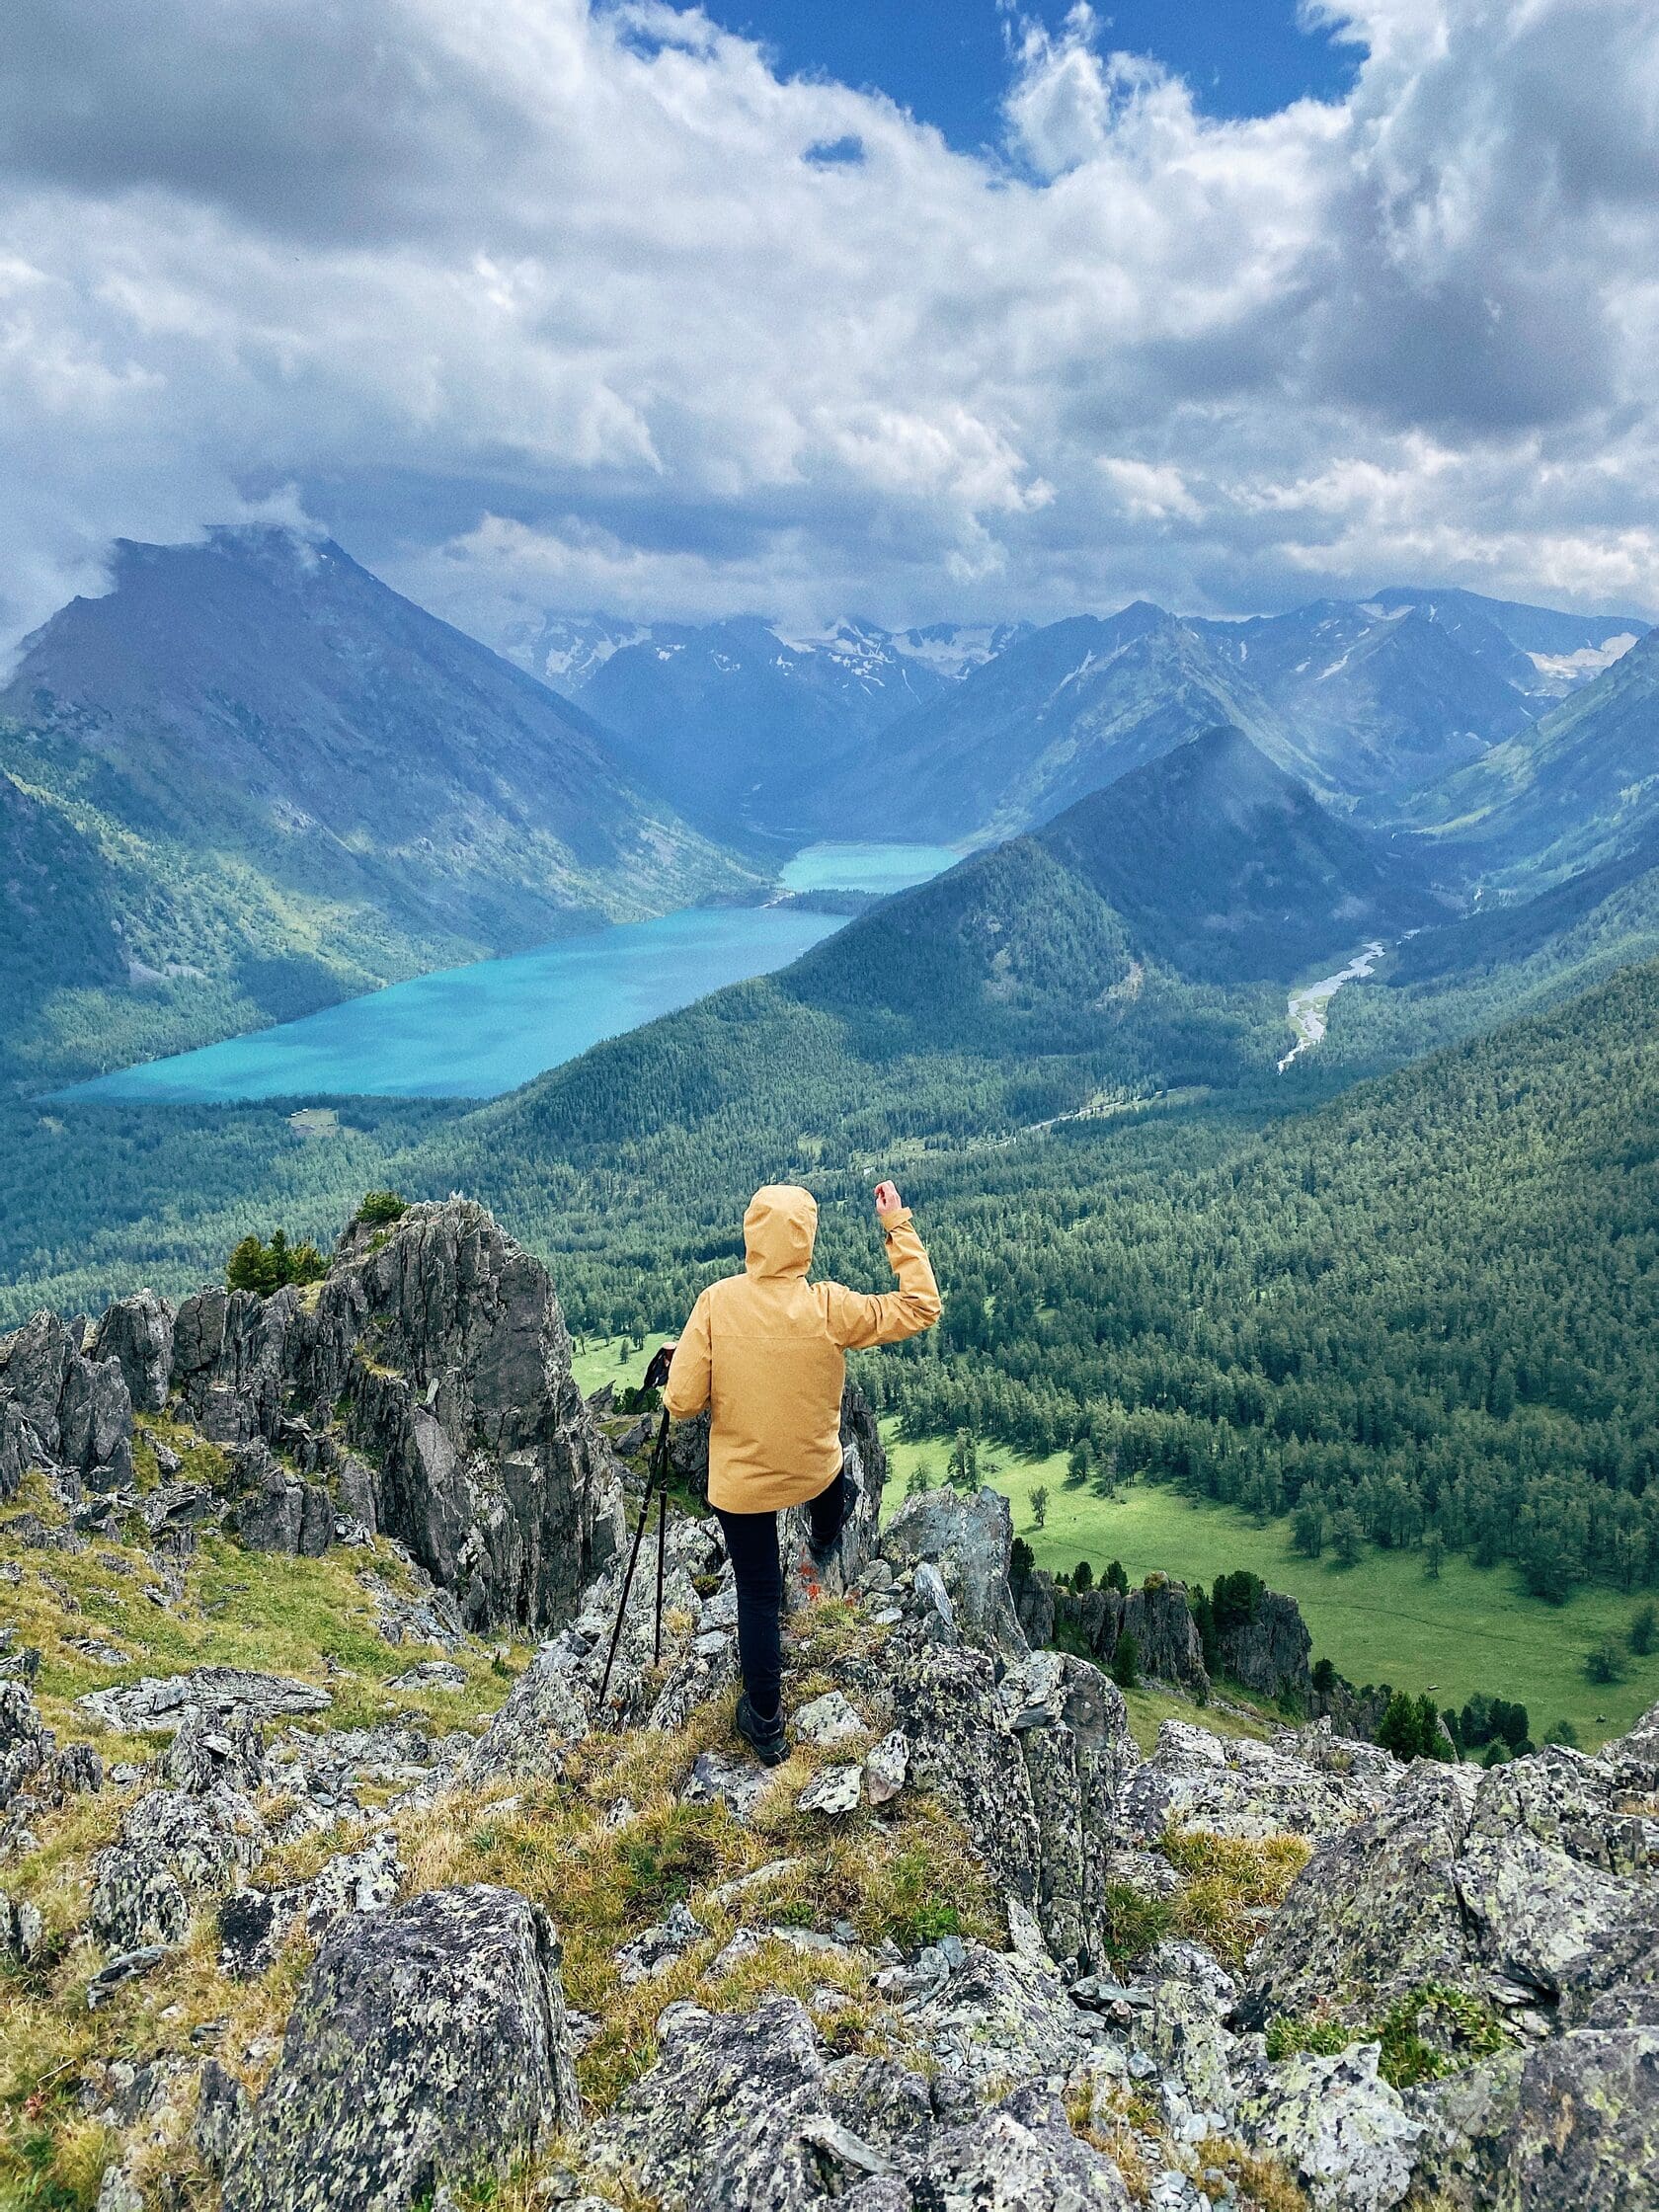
[825, 1183, 942, 1350]
[663, 1291, 712, 1418]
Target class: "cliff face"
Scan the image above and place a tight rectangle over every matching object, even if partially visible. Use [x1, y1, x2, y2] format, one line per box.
[3, 1202, 1657, 2212]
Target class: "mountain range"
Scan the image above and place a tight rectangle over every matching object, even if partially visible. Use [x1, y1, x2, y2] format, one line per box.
[503, 613, 1029, 841]
[0, 528, 755, 1081]
[532, 586, 1645, 848]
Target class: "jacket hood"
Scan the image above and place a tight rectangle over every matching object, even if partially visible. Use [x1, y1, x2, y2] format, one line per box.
[744, 1183, 819, 1279]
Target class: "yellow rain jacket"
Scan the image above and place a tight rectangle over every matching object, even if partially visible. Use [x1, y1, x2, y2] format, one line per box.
[664, 1183, 941, 1514]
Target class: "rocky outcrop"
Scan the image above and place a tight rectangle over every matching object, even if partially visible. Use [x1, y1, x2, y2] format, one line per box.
[1220, 1588, 1311, 1703]
[88, 1291, 176, 1417]
[883, 1485, 1024, 1650]
[1019, 1570, 1209, 1693]
[222, 1884, 581, 2212]
[1121, 1719, 1399, 1847]
[172, 1200, 623, 1632]
[0, 1308, 133, 1492]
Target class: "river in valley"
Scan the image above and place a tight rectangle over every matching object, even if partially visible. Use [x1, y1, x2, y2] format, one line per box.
[1277, 940, 1386, 1071]
[56, 841, 959, 1106]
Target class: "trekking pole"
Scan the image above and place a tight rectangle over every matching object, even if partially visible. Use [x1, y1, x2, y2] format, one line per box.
[597, 1348, 674, 1712]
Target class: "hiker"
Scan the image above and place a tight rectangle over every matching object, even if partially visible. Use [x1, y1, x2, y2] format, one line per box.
[662, 1180, 941, 1764]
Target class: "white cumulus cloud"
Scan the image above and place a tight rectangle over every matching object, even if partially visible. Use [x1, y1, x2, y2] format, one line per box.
[0, 0, 1655, 651]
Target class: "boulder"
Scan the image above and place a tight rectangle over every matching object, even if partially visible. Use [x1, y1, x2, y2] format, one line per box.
[1236, 2045, 1421, 2212]
[160, 1705, 268, 1794]
[1239, 1763, 1476, 2030]
[222, 1885, 580, 2212]
[464, 1644, 590, 1781]
[1414, 2026, 1659, 2211]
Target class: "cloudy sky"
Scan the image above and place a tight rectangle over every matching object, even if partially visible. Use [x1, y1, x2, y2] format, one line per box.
[2, 0, 1657, 652]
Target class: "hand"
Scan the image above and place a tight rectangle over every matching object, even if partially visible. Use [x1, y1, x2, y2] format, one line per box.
[874, 1181, 902, 1219]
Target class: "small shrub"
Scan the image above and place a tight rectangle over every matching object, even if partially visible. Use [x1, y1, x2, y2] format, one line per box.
[1587, 1636, 1625, 1685]
[355, 1189, 409, 1226]
[1631, 1602, 1658, 1658]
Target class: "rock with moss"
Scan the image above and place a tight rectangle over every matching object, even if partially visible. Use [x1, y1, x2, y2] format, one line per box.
[222, 1883, 580, 2212]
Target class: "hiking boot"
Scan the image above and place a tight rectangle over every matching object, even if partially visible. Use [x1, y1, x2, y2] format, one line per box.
[807, 1474, 860, 1573]
[735, 1692, 790, 1767]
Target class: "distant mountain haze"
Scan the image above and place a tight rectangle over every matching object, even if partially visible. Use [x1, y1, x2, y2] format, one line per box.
[514, 612, 1030, 841]
[789, 588, 1643, 845]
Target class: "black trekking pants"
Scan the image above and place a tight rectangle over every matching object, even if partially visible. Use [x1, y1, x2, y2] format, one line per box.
[714, 1468, 846, 1722]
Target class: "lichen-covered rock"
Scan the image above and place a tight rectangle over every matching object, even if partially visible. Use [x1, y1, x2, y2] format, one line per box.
[90, 1785, 268, 1951]
[897, 1940, 1108, 2089]
[80, 1668, 332, 1732]
[1236, 2044, 1421, 2212]
[1239, 1763, 1476, 2029]
[999, 1648, 1134, 1972]
[463, 1644, 591, 1781]
[1242, 1747, 1659, 2037]
[591, 1996, 1132, 2210]
[1121, 1718, 1388, 1850]
[222, 1884, 580, 2212]
[884, 1627, 1044, 1921]
[1413, 2026, 1659, 2211]
[882, 1487, 1026, 1652]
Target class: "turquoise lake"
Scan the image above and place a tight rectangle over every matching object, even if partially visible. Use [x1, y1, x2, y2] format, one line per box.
[57, 841, 958, 1106]
[779, 841, 960, 895]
